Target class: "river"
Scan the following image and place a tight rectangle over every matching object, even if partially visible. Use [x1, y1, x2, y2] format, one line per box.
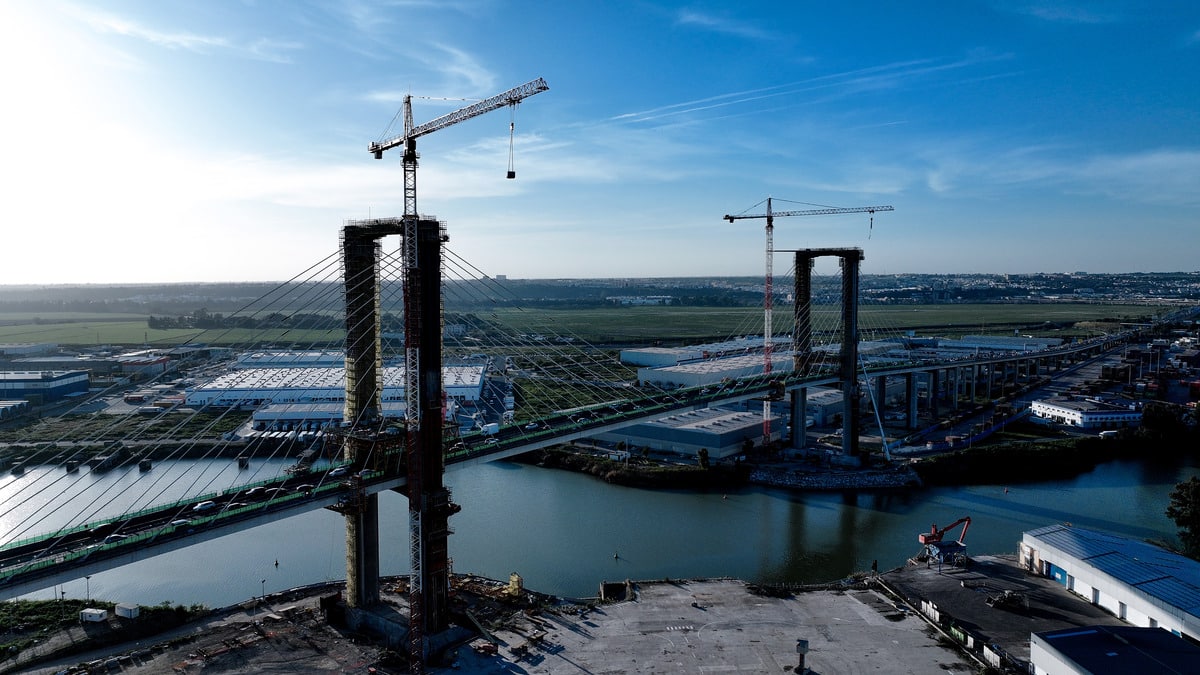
[3, 455, 1196, 608]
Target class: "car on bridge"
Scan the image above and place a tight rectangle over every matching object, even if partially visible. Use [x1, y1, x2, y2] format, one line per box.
[192, 500, 217, 512]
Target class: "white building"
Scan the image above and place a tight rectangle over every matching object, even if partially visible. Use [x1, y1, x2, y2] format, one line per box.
[637, 353, 795, 389]
[186, 365, 485, 409]
[620, 336, 790, 368]
[1030, 397, 1142, 429]
[234, 350, 346, 369]
[594, 407, 773, 459]
[1020, 524, 1200, 642]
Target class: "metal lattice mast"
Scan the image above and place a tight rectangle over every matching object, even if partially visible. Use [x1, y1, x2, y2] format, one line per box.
[402, 215, 425, 671]
[762, 199, 774, 443]
[369, 78, 548, 671]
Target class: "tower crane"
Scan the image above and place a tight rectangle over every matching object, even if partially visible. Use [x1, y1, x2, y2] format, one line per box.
[369, 77, 549, 219]
[368, 77, 547, 672]
[723, 199, 894, 444]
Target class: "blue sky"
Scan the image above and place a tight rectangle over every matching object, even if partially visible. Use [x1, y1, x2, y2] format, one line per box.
[3, 1, 1198, 284]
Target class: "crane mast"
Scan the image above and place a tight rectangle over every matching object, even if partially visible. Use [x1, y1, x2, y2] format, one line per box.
[723, 199, 894, 446]
[368, 77, 547, 672]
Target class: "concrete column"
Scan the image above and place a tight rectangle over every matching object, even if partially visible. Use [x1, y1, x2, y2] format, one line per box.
[950, 367, 960, 410]
[927, 369, 940, 418]
[790, 388, 808, 449]
[341, 222, 392, 609]
[792, 254, 815, 375]
[874, 375, 887, 419]
[905, 373, 919, 429]
[839, 252, 863, 459]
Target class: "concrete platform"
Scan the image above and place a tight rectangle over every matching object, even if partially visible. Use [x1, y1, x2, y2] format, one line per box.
[878, 554, 1127, 670]
[446, 579, 976, 674]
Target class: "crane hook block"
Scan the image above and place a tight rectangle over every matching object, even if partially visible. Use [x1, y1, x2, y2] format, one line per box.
[506, 170, 516, 179]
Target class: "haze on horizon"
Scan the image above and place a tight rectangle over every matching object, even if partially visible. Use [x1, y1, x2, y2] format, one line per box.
[3, 1, 1198, 286]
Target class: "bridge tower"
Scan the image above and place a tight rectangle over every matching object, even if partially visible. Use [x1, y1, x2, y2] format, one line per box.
[339, 218, 405, 608]
[790, 248, 864, 460]
[337, 216, 454, 661]
[402, 216, 455, 666]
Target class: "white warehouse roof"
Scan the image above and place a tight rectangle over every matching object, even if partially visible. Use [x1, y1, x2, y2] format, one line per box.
[186, 365, 484, 407]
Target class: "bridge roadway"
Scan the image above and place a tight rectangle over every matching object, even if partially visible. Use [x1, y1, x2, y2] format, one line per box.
[0, 333, 1130, 598]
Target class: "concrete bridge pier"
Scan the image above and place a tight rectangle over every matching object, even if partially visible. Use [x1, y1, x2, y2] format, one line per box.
[926, 368, 940, 419]
[905, 373, 919, 429]
[873, 375, 887, 422]
[790, 387, 808, 450]
[837, 251, 863, 461]
[341, 221, 398, 609]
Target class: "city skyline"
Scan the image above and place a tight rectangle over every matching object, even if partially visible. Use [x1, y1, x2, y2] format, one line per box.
[3, 1, 1198, 284]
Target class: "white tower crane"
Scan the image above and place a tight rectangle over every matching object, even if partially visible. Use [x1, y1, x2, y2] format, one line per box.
[369, 77, 549, 219]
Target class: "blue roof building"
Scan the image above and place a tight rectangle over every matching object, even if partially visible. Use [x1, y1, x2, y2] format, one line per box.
[1031, 625, 1200, 675]
[1020, 524, 1200, 642]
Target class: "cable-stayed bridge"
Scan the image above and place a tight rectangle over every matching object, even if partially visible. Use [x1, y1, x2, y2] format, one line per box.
[0, 331, 1134, 601]
[0, 217, 1158, 667]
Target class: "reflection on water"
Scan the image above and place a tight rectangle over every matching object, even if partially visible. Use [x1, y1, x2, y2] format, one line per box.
[4, 455, 1196, 607]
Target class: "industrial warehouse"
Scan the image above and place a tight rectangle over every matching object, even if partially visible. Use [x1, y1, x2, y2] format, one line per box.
[0, 370, 90, 403]
[1019, 524, 1200, 641]
[593, 407, 773, 459]
[1029, 396, 1144, 429]
[185, 365, 486, 409]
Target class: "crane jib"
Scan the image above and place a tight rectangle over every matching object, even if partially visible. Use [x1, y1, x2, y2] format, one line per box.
[723, 205, 894, 222]
[369, 77, 549, 157]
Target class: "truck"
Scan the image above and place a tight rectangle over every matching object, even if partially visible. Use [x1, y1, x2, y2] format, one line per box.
[481, 422, 500, 436]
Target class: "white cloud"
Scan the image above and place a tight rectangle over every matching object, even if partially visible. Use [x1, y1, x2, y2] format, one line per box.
[675, 9, 774, 40]
[998, 1, 1123, 24]
[70, 4, 303, 63]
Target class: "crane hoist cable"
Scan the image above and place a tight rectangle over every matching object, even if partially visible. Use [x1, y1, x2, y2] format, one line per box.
[507, 104, 518, 179]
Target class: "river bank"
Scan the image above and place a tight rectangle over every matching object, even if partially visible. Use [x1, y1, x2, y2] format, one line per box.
[910, 425, 1199, 485]
[520, 420, 1199, 494]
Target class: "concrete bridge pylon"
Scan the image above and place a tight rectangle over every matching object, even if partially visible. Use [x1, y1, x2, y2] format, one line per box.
[337, 217, 453, 670]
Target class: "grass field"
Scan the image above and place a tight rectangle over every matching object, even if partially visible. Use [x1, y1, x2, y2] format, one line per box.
[486, 303, 1163, 344]
[0, 303, 1166, 347]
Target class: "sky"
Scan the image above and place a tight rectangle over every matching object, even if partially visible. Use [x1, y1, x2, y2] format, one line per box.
[2, 1, 1199, 285]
